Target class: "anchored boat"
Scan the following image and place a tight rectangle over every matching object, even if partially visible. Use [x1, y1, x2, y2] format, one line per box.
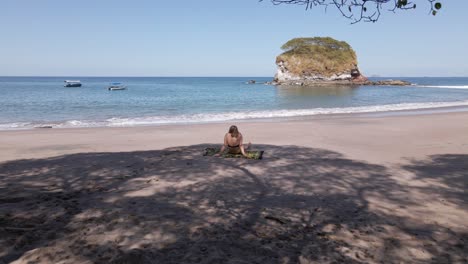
[64, 80, 82, 87]
[108, 82, 127, 91]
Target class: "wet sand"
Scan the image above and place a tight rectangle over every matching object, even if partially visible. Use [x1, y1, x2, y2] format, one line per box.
[0, 112, 467, 263]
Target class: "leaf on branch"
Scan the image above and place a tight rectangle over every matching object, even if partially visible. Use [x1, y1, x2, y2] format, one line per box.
[397, 0, 408, 8]
[263, 0, 443, 23]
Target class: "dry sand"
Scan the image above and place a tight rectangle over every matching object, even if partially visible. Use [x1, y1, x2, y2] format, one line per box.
[0, 112, 467, 263]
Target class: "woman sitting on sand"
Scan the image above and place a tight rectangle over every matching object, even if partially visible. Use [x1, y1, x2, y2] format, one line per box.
[217, 125, 251, 157]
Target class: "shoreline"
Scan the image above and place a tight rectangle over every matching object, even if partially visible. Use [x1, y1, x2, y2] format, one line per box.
[1, 110, 467, 163]
[2, 103, 468, 132]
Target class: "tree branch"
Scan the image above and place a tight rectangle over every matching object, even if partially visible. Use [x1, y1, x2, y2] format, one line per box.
[259, 0, 442, 23]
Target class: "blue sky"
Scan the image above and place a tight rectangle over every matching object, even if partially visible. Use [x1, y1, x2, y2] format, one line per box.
[1, 0, 467, 77]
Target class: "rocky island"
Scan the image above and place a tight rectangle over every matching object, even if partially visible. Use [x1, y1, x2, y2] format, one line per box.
[271, 37, 411, 86]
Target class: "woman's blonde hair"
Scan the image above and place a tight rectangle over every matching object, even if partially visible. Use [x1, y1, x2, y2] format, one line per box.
[228, 125, 239, 138]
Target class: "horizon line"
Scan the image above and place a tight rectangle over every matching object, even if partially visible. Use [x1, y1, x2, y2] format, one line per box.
[0, 75, 274, 78]
[1, 75, 468, 78]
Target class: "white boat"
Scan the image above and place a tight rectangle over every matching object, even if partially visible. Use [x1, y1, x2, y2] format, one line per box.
[64, 80, 82, 87]
[108, 82, 127, 91]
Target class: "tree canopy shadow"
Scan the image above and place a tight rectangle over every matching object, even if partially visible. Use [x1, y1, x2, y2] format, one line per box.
[402, 154, 468, 204]
[0, 145, 466, 263]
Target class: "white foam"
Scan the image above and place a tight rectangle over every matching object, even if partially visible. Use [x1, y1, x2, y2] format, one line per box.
[60, 120, 98, 127]
[105, 100, 468, 126]
[2, 100, 468, 130]
[415, 85, 468, 89]
[0, 122, 32, 130]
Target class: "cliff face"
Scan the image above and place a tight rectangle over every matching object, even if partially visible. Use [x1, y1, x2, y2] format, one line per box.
[274, 37, 367, 84]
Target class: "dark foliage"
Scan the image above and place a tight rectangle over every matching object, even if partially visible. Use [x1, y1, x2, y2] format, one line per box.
[260, 0, 443, 23]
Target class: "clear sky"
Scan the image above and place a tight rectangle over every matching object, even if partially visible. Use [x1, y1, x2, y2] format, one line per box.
[1, 0, 467, 77]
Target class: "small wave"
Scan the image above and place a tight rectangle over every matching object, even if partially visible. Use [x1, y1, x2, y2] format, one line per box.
[59, 120, 101, 127]
[2, 100, 468, 130]
[105, 101, 468, 127]
[0, 122, 33, 130]
[415, 85, 468, 89]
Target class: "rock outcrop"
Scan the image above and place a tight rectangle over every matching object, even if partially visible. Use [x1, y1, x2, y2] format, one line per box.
[274, 37, 367, 84]
[273, 37, 410, 87]
[366, 80, 412, 86]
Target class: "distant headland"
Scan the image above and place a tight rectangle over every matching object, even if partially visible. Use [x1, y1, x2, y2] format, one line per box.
[267, 37, 411, 86]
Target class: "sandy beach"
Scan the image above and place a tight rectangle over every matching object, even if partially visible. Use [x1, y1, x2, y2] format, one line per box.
[1, 112, 467, 263]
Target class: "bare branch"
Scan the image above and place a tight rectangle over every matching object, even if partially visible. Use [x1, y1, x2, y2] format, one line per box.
[259, 0, 442, 23]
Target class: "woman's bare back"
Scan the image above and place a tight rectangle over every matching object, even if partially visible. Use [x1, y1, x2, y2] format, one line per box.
[217, 125, 251, 157]
[225, 133, 242, 147]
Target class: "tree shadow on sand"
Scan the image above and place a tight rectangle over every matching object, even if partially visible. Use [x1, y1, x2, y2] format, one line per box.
[0, 145, 466, 264]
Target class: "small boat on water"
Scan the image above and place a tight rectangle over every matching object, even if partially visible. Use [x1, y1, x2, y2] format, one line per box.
[64, 80, 82, 87]
[108, 82, 127, 91]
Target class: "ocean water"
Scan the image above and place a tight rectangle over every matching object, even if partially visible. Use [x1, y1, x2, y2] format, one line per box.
[1, 77, 468, 130]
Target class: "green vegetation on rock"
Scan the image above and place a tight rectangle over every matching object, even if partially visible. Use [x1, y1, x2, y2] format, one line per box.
[277, 37, 358, 78]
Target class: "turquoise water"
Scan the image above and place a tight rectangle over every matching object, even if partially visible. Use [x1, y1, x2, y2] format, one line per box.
[1, 77, 468, 129]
